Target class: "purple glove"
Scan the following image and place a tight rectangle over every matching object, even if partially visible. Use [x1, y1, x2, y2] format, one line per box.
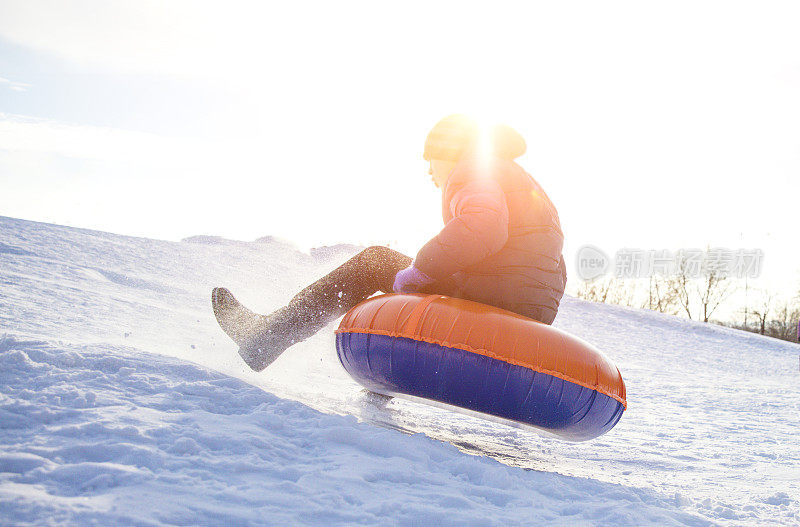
[393, 264, 435, 293]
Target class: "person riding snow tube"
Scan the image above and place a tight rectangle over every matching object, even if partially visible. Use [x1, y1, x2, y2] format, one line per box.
[212, 114, 567, 371]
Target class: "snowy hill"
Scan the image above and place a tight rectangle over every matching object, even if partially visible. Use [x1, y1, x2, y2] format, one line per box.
[1, 215, 798, 526]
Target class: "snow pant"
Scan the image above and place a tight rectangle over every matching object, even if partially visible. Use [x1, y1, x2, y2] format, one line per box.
[273, 245, 456, 341]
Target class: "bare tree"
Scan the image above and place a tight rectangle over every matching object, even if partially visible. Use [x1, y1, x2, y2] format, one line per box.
[576, 278, 617, 303]
[645, 275, 681, 315]
[609, 280, 639, 307]
[696, 270, 735, 323]
[750, 289, 775, 335]
[771, 301, 800, 341]
[663, 250, 735, 322]
[668, 258, 694, 320]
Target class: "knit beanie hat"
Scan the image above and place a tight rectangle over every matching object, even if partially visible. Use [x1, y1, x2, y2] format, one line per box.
[423, 114, 527, 162]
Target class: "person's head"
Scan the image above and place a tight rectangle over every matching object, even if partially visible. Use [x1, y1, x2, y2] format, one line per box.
[423, 114, 527, 188]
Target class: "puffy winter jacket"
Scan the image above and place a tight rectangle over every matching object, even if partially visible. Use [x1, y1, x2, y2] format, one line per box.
[415, 155, 566, 324]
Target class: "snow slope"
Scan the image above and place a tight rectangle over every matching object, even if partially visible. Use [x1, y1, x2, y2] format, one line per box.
[1, 215, 798, 525]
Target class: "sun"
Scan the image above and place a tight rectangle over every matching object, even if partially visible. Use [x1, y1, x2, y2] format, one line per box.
[462, 110, 521, 172]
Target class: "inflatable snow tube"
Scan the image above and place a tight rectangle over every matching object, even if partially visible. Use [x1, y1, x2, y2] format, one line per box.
[335, 294, 626, 441]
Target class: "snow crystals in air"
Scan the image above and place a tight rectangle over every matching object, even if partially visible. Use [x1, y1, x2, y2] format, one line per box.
[0, 215, 798, 525]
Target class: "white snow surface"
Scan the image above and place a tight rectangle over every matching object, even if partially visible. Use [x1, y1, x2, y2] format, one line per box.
[0, 215, 798, 526]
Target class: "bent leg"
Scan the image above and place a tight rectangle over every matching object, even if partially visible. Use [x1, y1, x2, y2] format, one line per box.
[282, 245, 411, 331]
[214, 246, 412, 371]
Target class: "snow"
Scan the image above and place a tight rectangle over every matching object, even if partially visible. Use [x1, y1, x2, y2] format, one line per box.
[1, 215, 798, 525]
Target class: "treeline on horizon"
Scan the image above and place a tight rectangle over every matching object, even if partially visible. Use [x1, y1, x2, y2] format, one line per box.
[575, 271, 799, 344]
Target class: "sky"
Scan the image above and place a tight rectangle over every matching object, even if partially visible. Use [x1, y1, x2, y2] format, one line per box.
[0, 0, 798, 307]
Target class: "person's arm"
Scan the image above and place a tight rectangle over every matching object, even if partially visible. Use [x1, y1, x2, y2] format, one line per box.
[414, 179, 509, 281]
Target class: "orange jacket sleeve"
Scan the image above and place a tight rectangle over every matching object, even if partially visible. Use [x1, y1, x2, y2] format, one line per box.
[414, 178, 509, 281]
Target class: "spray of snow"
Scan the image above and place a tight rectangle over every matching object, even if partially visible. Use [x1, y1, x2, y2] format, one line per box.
[1, 215, 797, 525]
